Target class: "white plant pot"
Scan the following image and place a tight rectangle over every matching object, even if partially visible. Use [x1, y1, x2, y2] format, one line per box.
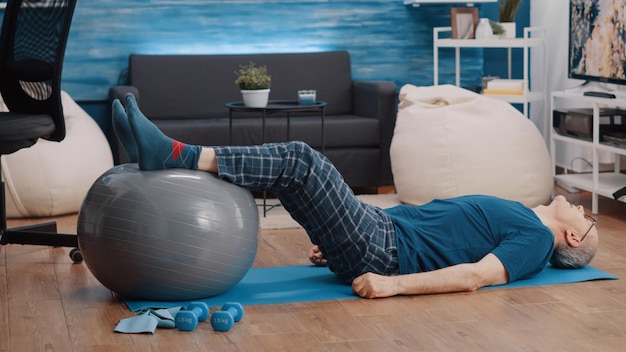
[499, 22, 516, 39]
[241, 89, 270, 108]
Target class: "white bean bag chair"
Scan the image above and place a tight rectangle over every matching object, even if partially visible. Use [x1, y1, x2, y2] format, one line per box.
[390, 84, 552, 207]
[1, 91, 113, 218]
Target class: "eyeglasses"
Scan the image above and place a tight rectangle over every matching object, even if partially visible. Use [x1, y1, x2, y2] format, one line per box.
[580, 214, 596, 242]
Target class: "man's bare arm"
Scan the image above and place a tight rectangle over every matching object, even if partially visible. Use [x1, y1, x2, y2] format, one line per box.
[351, 253, 509, 298]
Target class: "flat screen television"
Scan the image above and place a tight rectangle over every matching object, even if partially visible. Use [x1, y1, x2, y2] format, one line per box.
[568, 0, 626, 87]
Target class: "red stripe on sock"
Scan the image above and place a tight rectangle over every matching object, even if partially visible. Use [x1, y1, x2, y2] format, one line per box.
[172, 140, 185, 161]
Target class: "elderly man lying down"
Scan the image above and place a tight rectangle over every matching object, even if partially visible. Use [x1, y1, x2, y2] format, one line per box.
[110, 93, 599, 299]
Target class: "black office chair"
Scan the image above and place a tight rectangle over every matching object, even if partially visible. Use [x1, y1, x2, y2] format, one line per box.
[0, 0, 81, 262]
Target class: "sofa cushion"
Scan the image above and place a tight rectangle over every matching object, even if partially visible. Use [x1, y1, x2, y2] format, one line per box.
[153, 114, 379, 149]
[129, 51, 353, 119]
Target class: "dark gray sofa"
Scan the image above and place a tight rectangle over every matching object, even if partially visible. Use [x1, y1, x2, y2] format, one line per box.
[109, 51, 397, 187]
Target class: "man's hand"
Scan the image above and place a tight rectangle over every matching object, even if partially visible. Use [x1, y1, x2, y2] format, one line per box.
[352, 272, 398, 299]
[308, 245, 327, 266]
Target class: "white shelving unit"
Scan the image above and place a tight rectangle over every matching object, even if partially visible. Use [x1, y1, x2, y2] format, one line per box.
[550, 91, 626, 214]
[433, 27, 547, 127]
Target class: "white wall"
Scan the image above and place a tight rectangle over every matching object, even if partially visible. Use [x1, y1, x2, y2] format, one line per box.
[531, 0, 615, 172]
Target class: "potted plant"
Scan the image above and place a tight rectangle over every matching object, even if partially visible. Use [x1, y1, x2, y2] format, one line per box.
[234, 62, 271, 108]
[489, 20, 505, 36]
[498, 0, 523, 38]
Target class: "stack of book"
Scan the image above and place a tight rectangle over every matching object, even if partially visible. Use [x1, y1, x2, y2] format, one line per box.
[483, 79, 524, 95]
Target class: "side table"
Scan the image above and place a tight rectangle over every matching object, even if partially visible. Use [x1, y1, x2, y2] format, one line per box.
[225, 100, 327, 216]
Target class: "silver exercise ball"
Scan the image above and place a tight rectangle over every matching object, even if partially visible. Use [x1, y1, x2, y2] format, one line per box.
[77, 164, 259, 301]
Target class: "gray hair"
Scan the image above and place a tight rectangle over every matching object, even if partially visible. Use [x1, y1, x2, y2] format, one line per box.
[550, 241, 597, 269]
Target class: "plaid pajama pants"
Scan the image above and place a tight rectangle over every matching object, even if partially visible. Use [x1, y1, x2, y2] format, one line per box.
[214, 141, 399, 283]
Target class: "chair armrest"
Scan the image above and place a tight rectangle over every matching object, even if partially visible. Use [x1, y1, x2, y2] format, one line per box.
[352, 80, 397, 120]
[352, 80, 398, 185]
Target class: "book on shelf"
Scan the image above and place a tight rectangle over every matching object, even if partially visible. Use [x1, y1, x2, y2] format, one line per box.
[483, 88, 523, 95]
[483, 79, 524, 96]
[486, 79, 524, 89]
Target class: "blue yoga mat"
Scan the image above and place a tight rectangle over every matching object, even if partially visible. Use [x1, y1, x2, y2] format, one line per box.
[124, 264, 618, 312]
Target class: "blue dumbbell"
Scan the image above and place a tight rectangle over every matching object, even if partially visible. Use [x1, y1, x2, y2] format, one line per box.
[175, 302, 209, 331]
[210, 302, 244, 331]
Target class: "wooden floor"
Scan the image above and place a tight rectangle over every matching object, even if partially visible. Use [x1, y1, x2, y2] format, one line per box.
[1, 186, 625, 351]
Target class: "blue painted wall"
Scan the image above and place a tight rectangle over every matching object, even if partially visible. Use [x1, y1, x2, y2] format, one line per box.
[2, 1, 529, 127]
[64, 0, 488, 103]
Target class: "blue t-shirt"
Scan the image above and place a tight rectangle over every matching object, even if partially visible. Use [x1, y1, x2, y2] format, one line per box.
[384, 195, 554, 283]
